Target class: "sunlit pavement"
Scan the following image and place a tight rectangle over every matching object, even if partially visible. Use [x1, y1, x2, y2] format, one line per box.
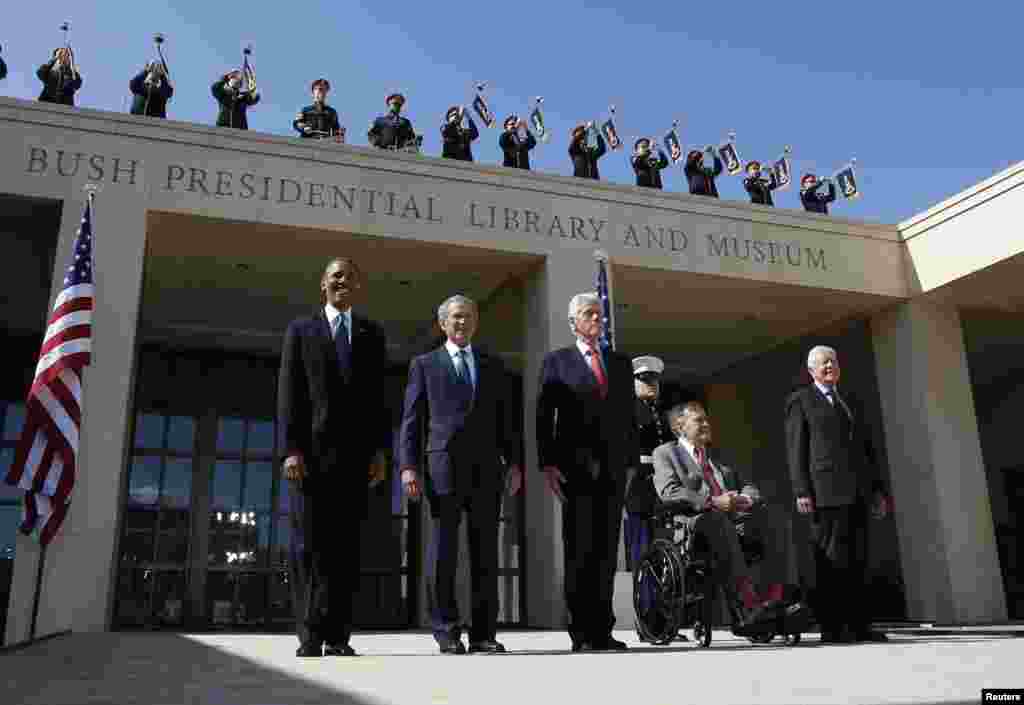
[3, 627, 1019, 704]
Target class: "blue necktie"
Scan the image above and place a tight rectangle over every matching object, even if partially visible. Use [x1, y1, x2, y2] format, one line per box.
[334, 315, 351, 376]
[455, 350, 473, 389]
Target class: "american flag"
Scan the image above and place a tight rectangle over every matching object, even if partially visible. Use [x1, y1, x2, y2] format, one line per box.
[4, 198, 94, 546]
[595, 254, 615, 353]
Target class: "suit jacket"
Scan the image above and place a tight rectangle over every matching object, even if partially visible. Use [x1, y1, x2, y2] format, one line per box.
[652, 441, 760, 535]
[276, 310, 390, 488]
[784, 384, 882, 508]
[398, 346, 521, 495]
[536, 345, 634, 489]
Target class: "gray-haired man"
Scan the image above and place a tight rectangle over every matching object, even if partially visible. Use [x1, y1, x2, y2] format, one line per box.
[536, 292, 635, 651]
[398, 295, 523, 654]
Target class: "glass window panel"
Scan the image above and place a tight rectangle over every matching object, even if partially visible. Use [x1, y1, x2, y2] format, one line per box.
[273, 515, 290, 567]
[154, 571, 186, 626]
[207, 517, 240, 566]
[276, 476, 291, 514]
[216, 418, 245, 455]
[267, 570, 293, 623]
[124, 506, 158, 532]
[206, 571, 238, 626]
[247, 421, 275, 457]
[0, 504, 21, 563]
[166, 416, 195, 454]
[0, 448, 22, 502]
[161, 458, 193, 510]
[210, 461, 242, 512]
[114, 566, 153, 626]
[128, 456, 161, 506]
[2, 402, 26, 442]
[254, 514, 272, 568]
[155, 528, 189, 564]
[133, 413, 164, 450]
[236, 573, 268, 627]
[243, 462, 273, 514]
[120, 529, 155, 564]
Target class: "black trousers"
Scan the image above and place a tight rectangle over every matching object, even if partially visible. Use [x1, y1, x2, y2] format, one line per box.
[808, 500, 870, 635]
[425, 488, 501, 642]
[287, 475, 362, 647]
[562, 473, 625, 644]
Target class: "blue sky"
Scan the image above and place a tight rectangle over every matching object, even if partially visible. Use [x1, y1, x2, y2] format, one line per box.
[2, 1, 1018, 223]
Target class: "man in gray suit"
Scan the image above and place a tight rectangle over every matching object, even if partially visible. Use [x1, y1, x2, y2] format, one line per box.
[652, 401, 797, 628]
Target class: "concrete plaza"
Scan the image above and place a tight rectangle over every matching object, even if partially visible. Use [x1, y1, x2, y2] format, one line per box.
[2, 628, 1018, 705]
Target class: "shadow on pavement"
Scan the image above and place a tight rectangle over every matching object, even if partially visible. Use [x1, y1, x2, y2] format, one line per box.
[2, 633, 378, 705]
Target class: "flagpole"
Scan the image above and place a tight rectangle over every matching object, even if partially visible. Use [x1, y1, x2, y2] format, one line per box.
[83, 183, 99, 364]
[594, 249, 616, 351]
[26, 542, 47, 642]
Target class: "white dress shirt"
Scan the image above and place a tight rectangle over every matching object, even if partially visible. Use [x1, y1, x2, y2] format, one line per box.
[324, 303, 352, 344]
[445, 339, 476, 388]
[678, 437, 727, 491]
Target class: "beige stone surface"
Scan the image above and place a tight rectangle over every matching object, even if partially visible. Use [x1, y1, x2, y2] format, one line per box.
[2, 630, 1018, 705]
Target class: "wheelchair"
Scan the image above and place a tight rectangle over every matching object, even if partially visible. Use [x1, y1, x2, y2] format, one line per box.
[632, 503, 808, 648]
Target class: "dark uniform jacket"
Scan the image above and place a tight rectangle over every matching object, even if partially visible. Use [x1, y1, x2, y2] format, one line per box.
[569, 133, 606, 180]
[499, 130, 536, 169]
[801, 182, 836, 214]
[293, 103, 340, 138]
[784, 384, 884, 508]
[632, 151, 670, 189]
[0, 56, 7, 81]
[744, 172, 778, 206]
[37, 61, 82, 105]
[440, 114, 479, 161]
[129, 71, 173, 118]
[212, 80, 259, 130]
[684, 153, 723, 197]
[368, 113, 416, 149]
[626, 398, 674, 515]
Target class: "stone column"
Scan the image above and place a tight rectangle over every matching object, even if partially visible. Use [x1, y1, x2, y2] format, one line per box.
[5, 196, 148, 643]
[522, 249, 604, 628]
[871, 301, 1007, 623]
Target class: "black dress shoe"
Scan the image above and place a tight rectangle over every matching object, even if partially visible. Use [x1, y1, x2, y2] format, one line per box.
[852, 629, 888, 643]
[324, 643, 358, 656]
[468, 639, 506, 654]
[592, 636, 628, 651]
[571, 640, 593, 653]
[296, 643, 323, 657]
[438, 638, 466, 655]
[819, 629, 851, 644]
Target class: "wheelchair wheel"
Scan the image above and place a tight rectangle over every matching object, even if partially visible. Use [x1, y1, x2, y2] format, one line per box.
[633, 539, 685, 645]
[784, 633, 801, 646]
[748, 632, 775, 645]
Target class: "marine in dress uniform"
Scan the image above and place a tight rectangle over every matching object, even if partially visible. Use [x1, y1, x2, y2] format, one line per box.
[624, 356, 674, 572]
[569, 123, 606, 180]
[293, 78, 342, 139]
[684, 149, 723, 198]
[212, 70, 260, 130]
[129, 62, 173, 118]
[37, 47, 82, 106]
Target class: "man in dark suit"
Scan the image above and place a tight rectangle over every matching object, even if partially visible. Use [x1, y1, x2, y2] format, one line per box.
[277, 257, 391, 657]
[785, 345, 891, 643]
[399, 295, 522, 654]
[652, 402, 795, 633]
[536, 292, 634, 651]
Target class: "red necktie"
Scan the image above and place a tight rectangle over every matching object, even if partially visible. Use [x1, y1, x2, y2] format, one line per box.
[696, 447, 722, 496]
[588, 347, 608, 399]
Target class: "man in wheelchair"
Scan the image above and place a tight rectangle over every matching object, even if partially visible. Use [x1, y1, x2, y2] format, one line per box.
[649, 401, 808, 638]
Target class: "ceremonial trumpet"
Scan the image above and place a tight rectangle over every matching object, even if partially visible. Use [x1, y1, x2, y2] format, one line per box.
[57, 21, 76, 73]
[153, 32, 170, 78]
[240, 43, 257, 95]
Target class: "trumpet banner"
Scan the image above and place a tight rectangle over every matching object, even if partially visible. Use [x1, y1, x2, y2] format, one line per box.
[664, 129, 683, 164]
[835, 163, 860, 199]
[718, 141, 742, 176]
